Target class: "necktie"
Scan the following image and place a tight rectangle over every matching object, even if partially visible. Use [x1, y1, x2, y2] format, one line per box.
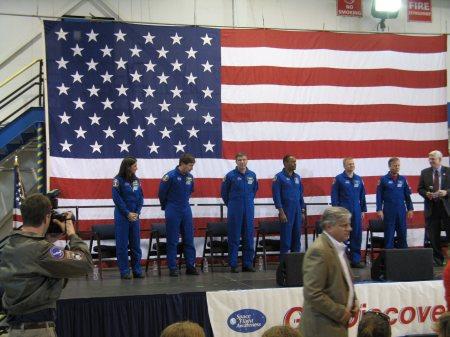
[433, 170, 440, 192]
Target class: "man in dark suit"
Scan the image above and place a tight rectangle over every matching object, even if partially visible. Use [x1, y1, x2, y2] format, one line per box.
[418, 150, 450, 266]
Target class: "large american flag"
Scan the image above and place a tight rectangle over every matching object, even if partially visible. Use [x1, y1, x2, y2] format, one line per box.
[44, 20, 447, 242]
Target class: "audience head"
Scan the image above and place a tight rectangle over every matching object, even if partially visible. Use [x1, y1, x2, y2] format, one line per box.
[434, 312, 450, 337]
[357, 310, 391, 337]
[261, 325, 302, 337]
[160, 321, 205, 337]
[20, 193, 52, 228]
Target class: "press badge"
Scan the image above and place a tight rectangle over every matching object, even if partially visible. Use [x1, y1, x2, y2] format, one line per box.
[247, 177, 254, 184]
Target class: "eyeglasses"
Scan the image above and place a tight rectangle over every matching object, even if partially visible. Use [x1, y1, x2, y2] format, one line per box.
[364, 310, 390, 323]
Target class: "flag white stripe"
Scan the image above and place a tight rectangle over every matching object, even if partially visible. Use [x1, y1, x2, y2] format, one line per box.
[221, 47, 446, 71]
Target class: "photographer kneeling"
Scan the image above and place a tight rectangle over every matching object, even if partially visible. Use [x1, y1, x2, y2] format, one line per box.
[0, 193, 93, 337]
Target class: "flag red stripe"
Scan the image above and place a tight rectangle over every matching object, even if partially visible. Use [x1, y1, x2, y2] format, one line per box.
[221, 103, 447, 123]
[51, 176, 421, 199]
[221, 29, 446, 52]
[222, 67, 446, 88]
[222, 140, 449, 160]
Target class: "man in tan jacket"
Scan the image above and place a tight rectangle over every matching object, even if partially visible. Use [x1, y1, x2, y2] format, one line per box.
[301, 207, 358, 337]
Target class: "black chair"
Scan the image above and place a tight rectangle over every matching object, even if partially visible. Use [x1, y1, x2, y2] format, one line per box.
[254, 221, 281, 270]
[365, 219, 385, 263]
[89, 224, 118, 279]
[145, 223, 183, 276]
[201, 221, 229, 272]
[313, 220, 322, 240]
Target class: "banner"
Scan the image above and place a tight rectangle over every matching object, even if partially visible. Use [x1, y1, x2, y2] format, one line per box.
[206, 281, 445, 337]
[408, 0, 432, 22]
[337, 0, 362, 17]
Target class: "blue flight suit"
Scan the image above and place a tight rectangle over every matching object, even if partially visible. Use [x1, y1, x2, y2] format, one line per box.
[331, 172, 367, 264]
[376, 173, 413, 249]
[112, 176, 144, 277]
[221, 168, 258, 268]
[272, 169, 306, 255]
[158, 167, 196, 271]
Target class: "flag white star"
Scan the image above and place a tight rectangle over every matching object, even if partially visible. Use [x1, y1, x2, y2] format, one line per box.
[144, 59, 156, 72]
[114, 29, 127, 42]
[172, 113, 184, 125]
[145, 113, 158, 125]
[56, 57, 69, 69]
[158, 100, 171, 112]
[185, 72, 197, 84]
[160, 127, 172, 139]
[129, 45, 142, 57]
[170, 86, 182, 98]
[87, 85, 100, 97]
[143, 85, 155, 97]
[130, 70, 142, 82]
[185, 47, 198, 59]
[143, 32, 155, 44]
[186, 99, 198, 111]
[71, 71, 83, 83]
[90, 141, 103, 153]
[74, 126, 87, 139]
[86, 29, 99, 42]
[202, 86, 213, 98]
[148, 142, 159, 154]
[71, 44, 84, 56]
[117, 112, 130, 125]
[174, 141, 186, 153]
[171, 59, 183, 72]
[201, 33, 213, 45]
[73, 97, 85, 110]
[60, 140, 72, 152]
[170, 32, 183, 45]
[187, 126, 199, 138]
[89, 113, 102, 125]
[103, 126, 116, 139]
[118, 140, 130, 152]
[201, 60, 213, 72]
[116, 84, 128, 96]
[100, 45, 113, 57]
[203, 140, 215, 152]
[157, 72, 169, 84]
[86, 58, 98, 71]
[115, 57, 128, 70]
[156, 46, 169, 59]
[101, 71, 113, 83]
[133, 125, 145, 137]
[202, 112, 215, 124]
[58, 112, 71, 124]
[56, 83, 70, 95]
[55, 28, 68, 41]
[101, 98, 114, 110]
[131, 97, 143, 110]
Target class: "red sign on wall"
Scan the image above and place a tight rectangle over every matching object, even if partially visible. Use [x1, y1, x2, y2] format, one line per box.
[336, 0, 362, 17]
[408, 0, 432, 22]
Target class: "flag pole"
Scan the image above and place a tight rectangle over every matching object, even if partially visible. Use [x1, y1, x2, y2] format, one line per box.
[36, 122, 46, 194]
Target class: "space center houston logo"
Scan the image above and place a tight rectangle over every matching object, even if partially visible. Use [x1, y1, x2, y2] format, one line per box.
[227, 309, 267, 333]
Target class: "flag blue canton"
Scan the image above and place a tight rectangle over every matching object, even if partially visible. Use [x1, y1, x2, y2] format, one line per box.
[44, 20, 221, 159]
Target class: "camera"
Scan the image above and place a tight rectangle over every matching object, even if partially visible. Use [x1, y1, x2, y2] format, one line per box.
[46, 189, 75, 234]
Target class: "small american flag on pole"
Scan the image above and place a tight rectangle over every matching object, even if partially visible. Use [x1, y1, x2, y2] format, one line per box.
[13, 156, 26, 229]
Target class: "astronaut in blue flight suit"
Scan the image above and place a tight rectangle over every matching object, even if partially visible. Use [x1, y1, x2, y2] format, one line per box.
[331, 157, 367, 268]
[272, 155, 306, 256]
[112, 157, 144, 279]
[376, 157, 414, 249]
[158, 154, 199, 277]
[221, 152, 259, 273]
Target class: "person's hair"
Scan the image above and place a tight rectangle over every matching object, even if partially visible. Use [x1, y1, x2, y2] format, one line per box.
[320, 206, 351, 230]
[118, 157, 137, 181]
[388, 157, 399, 167]
[434, 312, 450, 337]
[343, 157, 354, 166]
[357, 311, 391, 337]
[261, 325, 302, 337]
[429, 150, 443, 159]
[179, 153, 196, 165]
[160, 321, 205, 337]
[235, 152, 247, 160]
[20, 193, 52, 228]
[283, 155, 294, 164]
